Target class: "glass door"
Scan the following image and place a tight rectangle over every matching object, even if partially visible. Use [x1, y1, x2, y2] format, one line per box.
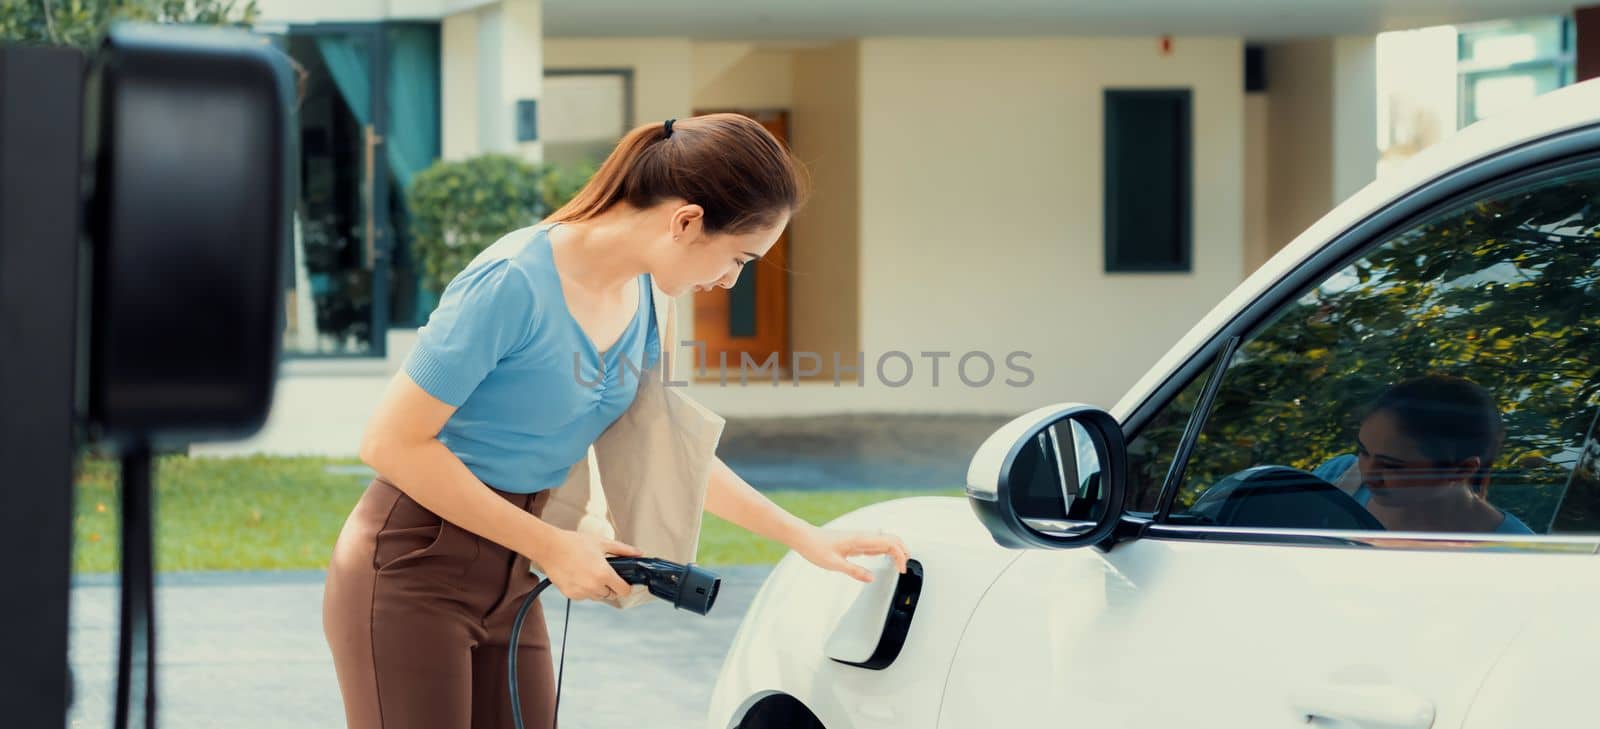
[281, 24, 391, 357]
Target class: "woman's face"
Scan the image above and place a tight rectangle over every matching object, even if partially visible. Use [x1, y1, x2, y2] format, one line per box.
[1356, 409, 1481, 507]
[651, 206, 787, 297]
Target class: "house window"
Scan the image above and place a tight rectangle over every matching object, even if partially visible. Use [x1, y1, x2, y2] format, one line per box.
[1104, 89, 1192, 273]
[540, 69, 633, 167]
[1457, 16, 1575, 127]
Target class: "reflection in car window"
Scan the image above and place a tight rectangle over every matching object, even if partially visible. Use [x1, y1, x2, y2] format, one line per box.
[1164, 165, 1600, 534]
[1124, 374, 1208, 514]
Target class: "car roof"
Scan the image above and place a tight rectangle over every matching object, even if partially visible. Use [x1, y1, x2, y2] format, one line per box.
[1112, 77, 1600, 422]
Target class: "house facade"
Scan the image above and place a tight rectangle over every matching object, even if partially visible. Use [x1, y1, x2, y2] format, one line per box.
[208, 0, 1594, 455]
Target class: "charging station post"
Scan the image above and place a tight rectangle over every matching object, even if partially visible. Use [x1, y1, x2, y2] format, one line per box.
[0, 43, 87, 729]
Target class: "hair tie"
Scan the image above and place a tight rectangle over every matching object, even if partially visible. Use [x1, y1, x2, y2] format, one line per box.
[663, 118, 676, 138]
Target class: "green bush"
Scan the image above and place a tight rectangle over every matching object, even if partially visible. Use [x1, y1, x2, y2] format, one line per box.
[406, 154, 594, 294]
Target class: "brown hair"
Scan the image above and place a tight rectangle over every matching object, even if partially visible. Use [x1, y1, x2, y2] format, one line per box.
[546, 113, 806, 234]
[1366, 375, 1505, 469]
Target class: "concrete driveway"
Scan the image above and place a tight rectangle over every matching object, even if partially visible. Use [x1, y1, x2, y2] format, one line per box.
[67, 566, 773, 729]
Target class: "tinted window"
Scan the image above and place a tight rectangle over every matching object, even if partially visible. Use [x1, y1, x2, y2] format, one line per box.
[1160, 165, 1600, 534]
[1124, 374, 1208, 514]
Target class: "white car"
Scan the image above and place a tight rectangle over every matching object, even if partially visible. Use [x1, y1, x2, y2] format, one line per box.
[708, 78, 1600, 729]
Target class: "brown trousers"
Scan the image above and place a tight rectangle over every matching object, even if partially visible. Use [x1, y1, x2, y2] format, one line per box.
[323, 478, 557, 729]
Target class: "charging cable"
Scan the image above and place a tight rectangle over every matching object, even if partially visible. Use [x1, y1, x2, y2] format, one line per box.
[508, 557, 722, 729]
[506, 578, 562, 729]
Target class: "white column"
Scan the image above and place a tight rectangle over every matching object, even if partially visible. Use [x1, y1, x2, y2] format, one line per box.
[1242, 92, 1271, 275]
[1262, 35, 1378, 260]
[474, 4, 504, 153]
[440, 10, 480, 160]
[441, 0, 541, 162]
[1263, 39, 1333, 258]
[470, 0, 542, 161]
[1331, 34, 1378, 204]
[499, 0, 543, 162]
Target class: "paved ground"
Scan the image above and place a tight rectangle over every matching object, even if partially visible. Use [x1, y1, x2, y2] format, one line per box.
[68, 567, 773, 729]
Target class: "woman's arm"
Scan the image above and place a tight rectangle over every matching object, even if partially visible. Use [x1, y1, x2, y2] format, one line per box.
[359, 372, 637, 599]
[704, 456, 910, 582]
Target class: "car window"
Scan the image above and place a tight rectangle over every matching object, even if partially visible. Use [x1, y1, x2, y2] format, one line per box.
[1156, 164, 1600, 534]
[1124, 374, 1208, 514]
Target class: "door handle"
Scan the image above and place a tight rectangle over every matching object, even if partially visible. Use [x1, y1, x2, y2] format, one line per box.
[1289, 684, 1435, 729]
[362, 124, 384, 270]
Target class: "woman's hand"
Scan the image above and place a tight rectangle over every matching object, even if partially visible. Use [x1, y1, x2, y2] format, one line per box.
[538, 529, 643, 601]
[792, 526, 911, 583]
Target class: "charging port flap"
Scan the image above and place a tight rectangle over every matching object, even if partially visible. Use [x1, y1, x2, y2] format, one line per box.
[825, 558, 923, 670]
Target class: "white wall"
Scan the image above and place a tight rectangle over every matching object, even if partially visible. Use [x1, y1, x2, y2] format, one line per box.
[1243, 93, 1272, 274]
[1375, 25, 1458, 180]
[683, 36, 1248, 417]
[788, 41, 861, 381]
[1332, 34, 1379, 203]
[1262, 36, 1379, 263]
[542, 39, 808, 140]
[538, 35, 1252, 417]
[853, 36, 1245, 413]
[1264, 39, 1334, 254]
[692, 42, 795, 110]
[476, 5, 506, 151]
[544, 38, 695, 126]
[458, 0, 542, 160]
[441, 12, 480, 159]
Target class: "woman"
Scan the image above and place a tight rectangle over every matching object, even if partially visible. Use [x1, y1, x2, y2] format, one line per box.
[323, 115, 911, 729]
[1314, 375, 1533, 534]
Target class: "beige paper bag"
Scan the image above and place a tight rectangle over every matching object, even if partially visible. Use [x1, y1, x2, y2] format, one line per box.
[535, 283, 726, 609]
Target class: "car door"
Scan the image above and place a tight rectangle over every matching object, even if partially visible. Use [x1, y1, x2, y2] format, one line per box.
[940, 131, 1600, 728]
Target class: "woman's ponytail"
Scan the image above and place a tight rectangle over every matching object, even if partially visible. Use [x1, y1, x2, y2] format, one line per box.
[546, 113, 805, 234]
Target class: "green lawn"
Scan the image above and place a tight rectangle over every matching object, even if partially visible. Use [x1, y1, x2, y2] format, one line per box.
[73, 455, 959, 574]
[697, 488, 960, 565]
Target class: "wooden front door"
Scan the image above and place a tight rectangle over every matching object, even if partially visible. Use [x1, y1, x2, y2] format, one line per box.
[692, 109, 790, 375]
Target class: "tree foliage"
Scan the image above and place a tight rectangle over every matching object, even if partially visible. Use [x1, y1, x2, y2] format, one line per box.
[0, 0, 258, 51]
[1129, 167, 1600, 533]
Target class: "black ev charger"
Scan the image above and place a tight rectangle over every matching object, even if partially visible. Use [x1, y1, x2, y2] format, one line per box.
[0, 22, 296, 729]
[85, 26, 295, 729]
[507, 557, 722, 729]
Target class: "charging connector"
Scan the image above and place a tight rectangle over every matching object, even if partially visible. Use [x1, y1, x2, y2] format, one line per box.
[605, 557, 721, 615]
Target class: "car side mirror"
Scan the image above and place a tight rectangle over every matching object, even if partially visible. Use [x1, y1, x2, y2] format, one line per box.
[966, 404, 1127, 549]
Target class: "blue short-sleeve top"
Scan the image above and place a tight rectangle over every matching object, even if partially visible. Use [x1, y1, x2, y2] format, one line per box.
[401, 226, 660, 493]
